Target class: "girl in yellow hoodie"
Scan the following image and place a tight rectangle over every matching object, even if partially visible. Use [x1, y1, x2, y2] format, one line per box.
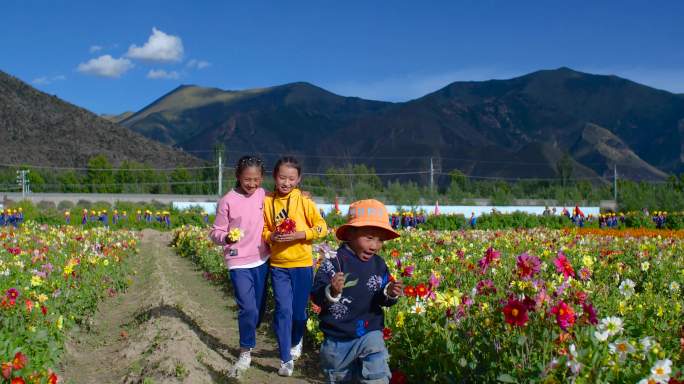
[263, 156, 327, 376]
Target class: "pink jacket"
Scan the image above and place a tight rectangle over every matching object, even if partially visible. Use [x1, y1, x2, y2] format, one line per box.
[209, 188, 270, 269]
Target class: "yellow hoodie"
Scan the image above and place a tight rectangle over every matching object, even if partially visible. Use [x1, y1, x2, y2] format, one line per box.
[263, 188, 327, 268]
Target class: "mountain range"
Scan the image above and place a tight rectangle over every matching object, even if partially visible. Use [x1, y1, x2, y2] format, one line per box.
[0, 70, 202, 169]
[119, 67, 684, 181]
[3, 67, 684, 183]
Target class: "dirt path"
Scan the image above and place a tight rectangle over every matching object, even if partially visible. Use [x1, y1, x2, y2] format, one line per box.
[59, 229, 321, 384]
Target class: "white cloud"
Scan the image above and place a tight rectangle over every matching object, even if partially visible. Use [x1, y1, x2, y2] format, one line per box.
[77, 55, 133, 78]
[187, 59, 211, 70]
[32, 74, 67, 85]
[89, 45, 103, 53]
[126, 27, 183, 62]
[328, 68, 523, 101]
[147, 69, 180, 80]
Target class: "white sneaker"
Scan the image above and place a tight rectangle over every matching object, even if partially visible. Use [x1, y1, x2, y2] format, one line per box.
[229, 350, 251, 377]
[278, 360, 294, 377]
[290, 340, 303, 361]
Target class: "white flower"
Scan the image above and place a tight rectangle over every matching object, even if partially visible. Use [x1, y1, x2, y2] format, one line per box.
[594, 330, 610, 342]
[641, 261, 650, 271]
[458, 357, 467, 367]
[608, 339, 635, 361]
[599, 316, 624, 337]
[411, 300, 426, 315]
[639, 336, 654, 352]
[651, 359, 672, 382]
[619, 279, 635, 298]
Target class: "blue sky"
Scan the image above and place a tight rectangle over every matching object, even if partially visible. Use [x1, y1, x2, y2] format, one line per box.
[2, 1, 684, 114]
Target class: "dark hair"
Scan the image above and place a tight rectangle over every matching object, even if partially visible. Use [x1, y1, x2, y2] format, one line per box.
[273, 156, 301, 176]
[235, 155, 265, 188]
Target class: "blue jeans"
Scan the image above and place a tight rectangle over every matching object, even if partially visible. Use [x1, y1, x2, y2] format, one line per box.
[271, 266, 313, 362]
[320, 330, 391, 384]
[229, 262, 269, 349]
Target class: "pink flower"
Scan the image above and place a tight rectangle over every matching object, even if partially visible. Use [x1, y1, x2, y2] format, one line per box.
[553, 252, 575, 278]
[551, 300, 576, 331]
[478, 247, 500, 273]
[428, 272, 441, 290]
[476, 279, 497, 296]
[516, 253, 541, 280]
[401, 265, 415, 278]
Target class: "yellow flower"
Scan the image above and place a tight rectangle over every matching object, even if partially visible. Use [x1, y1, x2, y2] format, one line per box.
[31, 275, 43, 287]
[103, 259, 109, 266]
[57, 315, 64, 330]
[582, 255, 594, 268]
[395, 312, 405, 328]
[37, 294, 48, 303]
[657, 306, 664, 317]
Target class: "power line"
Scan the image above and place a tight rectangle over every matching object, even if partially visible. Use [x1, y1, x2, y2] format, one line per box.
[0, 163, 215, 171]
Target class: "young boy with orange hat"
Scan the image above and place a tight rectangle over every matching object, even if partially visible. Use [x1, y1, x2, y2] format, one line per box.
[311, 199, 403, 383]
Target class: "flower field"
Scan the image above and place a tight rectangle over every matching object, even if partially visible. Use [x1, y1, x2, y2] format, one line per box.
[172, 226, 684, 383]
[0, 223, 139, 383]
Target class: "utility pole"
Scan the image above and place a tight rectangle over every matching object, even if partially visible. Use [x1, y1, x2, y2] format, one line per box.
[217, 146, 223, 196]
[430, 157, 434, 192]
[613, 164, 617, 202]
[16, 170, 30, 198]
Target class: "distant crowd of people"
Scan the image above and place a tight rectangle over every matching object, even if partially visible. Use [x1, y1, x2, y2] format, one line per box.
[0, 208, 24, 227]
[68, 209, 173, 227]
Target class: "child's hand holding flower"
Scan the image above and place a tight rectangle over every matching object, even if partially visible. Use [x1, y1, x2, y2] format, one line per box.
[226, 228, 244, 244]
[386, 280, 404, 299]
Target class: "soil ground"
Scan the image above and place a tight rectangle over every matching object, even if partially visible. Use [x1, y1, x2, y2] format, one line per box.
[59, 229, 323, 384]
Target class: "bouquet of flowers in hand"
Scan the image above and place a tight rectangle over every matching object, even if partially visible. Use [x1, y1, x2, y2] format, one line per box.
[276, 218, 297, 234]
[227, 228, 244, 242]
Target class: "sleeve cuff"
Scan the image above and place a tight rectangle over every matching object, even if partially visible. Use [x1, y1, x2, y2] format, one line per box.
[383, 283, 399, 300]
[325, 284, 342, 303]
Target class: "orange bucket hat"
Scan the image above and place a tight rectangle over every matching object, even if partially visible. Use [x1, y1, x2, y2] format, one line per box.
[336, 199, 400, 242]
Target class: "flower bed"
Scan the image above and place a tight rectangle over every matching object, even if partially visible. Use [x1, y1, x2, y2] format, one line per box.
[172, 226, 684, 383]
[0, 223, 139, 383]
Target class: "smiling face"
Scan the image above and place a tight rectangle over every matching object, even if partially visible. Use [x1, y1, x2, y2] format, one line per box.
[274, 164, 301, 195]
[237, 166, 263, 196]
[347, 226, 387, 262]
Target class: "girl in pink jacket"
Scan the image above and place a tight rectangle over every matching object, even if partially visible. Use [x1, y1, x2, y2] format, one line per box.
[209, 155, 270, 376]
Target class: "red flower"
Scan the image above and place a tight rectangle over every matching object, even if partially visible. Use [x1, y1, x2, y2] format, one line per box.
[403, 285, 416, 298]
[276, 218, 297, 234]
[553, 252, 575, 278]
[503, 298, 529, 327]
[382, 327, 392, 340]
[2, 362, 11, 379]
[24, 300, 33, 313]
[551, 300, 576, 331]
[48, 372, 58, 384]
[5, 288, 19, 300]
[581, 302, 598, 325]
[12, 352, 27, 370]
[390, 370, 408, 384]
[516, 253, 541, 280]
[311, 303, 321, 315]
[416, 283, 428, 298]
[11, 377, 26, 384]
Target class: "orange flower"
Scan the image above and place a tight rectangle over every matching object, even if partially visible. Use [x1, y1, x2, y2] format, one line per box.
[416, 283, 428, 298]
[12, 352, 27, 370]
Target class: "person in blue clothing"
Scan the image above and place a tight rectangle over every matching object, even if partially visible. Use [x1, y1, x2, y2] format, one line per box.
[311, 199, 404, 384]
